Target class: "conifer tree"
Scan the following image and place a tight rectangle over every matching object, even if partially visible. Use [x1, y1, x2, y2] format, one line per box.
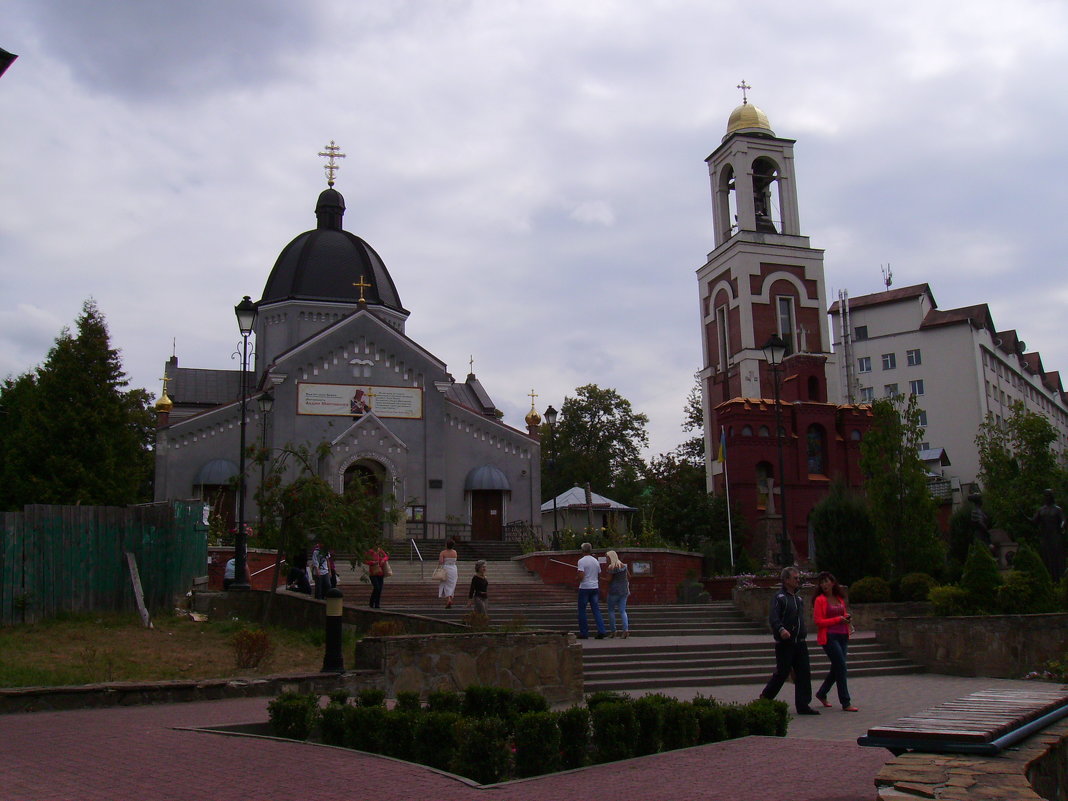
[0, 300, 154, 509]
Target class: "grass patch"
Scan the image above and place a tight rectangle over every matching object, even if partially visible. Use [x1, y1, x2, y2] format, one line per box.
[0, 611, 358, 688]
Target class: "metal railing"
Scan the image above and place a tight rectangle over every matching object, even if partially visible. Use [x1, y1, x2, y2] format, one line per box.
[408, 538, 425, 580]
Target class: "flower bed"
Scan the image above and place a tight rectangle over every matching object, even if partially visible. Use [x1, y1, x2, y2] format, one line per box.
[267, 685, 789, 784]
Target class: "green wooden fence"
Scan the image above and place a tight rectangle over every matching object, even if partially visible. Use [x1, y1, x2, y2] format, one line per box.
[0, 501, 208, 625]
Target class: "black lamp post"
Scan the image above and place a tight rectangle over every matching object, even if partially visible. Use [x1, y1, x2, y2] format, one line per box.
[256, 387, 274, 536]
[544, 405, 560, 544]
[761, 334, 792, 567]
[232, 295, 258, 591]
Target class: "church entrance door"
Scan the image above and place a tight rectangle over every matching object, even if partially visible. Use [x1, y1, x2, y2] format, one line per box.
[471, 490, 503, 540]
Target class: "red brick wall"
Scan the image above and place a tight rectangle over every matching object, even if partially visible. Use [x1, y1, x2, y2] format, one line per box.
[519, 549, 703, 605]
[207, 547, 283, 591]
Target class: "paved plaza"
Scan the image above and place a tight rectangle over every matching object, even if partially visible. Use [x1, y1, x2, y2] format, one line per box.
[0, 670, 1047, 801]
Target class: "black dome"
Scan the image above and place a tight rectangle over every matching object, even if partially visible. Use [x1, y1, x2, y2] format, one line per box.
[259, 188, 404, 311]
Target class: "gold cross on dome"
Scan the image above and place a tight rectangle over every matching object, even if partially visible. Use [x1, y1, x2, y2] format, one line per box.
[737, 79, 751, 104]
[159, 374, 171, 393]
[528, 388, 538, 408]
[353, 275, 371, 302]
[365, 387, 377, 408]
[318, 140, 346, 187]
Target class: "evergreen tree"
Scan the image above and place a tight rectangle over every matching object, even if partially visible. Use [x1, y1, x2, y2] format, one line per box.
[810, 479, 883, 586]
[0, 300, 154, 509]
[859, 395, 944, 580]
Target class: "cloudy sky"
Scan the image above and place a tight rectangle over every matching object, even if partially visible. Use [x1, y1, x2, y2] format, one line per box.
[4, 1, 1068, 458]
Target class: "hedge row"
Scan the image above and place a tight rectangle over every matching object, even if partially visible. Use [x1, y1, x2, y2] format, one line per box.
[268, 686, 789, 784]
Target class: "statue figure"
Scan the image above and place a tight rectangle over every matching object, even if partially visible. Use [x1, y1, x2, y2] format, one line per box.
[1032, 489, 1066, 581]
[968, 493, 991, 546]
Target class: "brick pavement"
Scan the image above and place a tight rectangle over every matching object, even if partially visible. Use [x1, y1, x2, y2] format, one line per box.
[0, 673, 1048, 801]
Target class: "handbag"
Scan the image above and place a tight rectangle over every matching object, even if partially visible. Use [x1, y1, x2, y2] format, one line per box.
[431, 566, 447, 582]
[383, 560, 393, 577]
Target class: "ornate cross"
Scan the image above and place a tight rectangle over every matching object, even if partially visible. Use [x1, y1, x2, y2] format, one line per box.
[528, 388, 538, 407]
[353, 275, 371, 302]
[318, 140, 346, 187]
[737, 79, 751, 104]
[159, 374, 171, 394]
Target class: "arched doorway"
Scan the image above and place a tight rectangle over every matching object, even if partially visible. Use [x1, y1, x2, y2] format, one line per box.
[343, 459, 389, 537]
[465, 465, 511, 541]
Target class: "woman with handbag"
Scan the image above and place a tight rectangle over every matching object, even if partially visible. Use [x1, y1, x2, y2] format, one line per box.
[435, 538, 459, 608]
[813, 571, 858, 712]
[365, 545, 390, 608]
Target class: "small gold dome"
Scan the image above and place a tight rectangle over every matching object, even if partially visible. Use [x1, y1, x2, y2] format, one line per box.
[725, 101, 773, 137]
[525, 407, 542, 427]
[155, 391, 173, 413]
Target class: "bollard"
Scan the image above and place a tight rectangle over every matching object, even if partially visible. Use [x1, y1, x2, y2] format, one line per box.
[321, 587, 345, 673]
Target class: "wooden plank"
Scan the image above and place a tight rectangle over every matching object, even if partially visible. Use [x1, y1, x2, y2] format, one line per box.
[124, 551, 152, 628]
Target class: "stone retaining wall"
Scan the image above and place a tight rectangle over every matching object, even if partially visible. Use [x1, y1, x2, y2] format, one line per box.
[874, 613, 1068, 678]
[354, 630, 583, 705]
[875, 715, 1068, 800]
[732, 585, 930, 632]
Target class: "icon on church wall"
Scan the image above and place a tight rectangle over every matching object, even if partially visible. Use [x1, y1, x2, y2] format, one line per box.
[350, 388, 371, 416]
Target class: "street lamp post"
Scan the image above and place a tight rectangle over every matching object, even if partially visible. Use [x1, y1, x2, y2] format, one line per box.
[761, 334, 793, 567]
[256, 387, 274, 537]
[232, 295, 258, 591]
[544, 405, 560, 545]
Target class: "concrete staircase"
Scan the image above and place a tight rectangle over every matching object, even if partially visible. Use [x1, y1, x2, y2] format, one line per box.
[581, 636, 926, 693]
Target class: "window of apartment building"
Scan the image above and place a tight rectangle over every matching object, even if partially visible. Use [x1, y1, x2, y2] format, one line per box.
[854, 325, 868, 341]
[986, 380, 991, 397]
[906, 348, 921, 366]
[858, 356, 871, 373]
[882, 353, 896, 370]
[859, 387, 874, 403]
[917, 409, 928, 426]
[919, 441, 930, 450]
[884, 383, 898, 397]
[910, 379, 925, 396]
[777, 296, 796, 354]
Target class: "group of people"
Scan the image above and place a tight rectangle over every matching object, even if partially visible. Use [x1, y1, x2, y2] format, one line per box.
[574, 542, 630, 639]
[436, 539, 489, 614]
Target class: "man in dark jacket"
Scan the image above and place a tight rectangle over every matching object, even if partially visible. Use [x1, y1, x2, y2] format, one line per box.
[759, 566, 819, 715]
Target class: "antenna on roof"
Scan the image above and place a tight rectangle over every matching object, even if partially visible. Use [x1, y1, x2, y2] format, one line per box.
[881, 264, 893, 290]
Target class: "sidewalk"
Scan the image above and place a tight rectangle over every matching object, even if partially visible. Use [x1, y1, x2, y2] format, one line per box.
[0, 672, 1048, 800]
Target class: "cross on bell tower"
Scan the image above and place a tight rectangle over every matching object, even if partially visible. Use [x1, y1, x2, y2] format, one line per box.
[318, 140, 346, 187]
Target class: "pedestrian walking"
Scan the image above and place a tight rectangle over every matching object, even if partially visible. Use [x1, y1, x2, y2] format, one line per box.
[813, 571, 858, 711]
[759, 566, 820, 715]
[576, 542, 606, 639]
[604, 550, 630, 638]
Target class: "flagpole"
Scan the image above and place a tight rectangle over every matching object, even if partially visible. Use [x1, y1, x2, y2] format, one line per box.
[720, 426, 735, 571]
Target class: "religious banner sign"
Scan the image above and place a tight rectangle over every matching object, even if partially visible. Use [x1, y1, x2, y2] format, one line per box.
[297, 382, 423, 419]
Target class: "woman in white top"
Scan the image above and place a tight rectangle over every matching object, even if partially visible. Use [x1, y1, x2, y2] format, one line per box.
[438, 538, 459, 608]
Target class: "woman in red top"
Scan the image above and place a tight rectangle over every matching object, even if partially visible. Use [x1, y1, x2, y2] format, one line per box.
[365, 546, 390, 608]
[812, 571, 858, 711]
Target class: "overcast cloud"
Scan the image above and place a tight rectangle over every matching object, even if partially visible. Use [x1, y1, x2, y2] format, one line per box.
[3, 1, 1068, 458]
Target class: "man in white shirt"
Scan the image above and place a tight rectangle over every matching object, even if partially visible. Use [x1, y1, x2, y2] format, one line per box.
[576, 542, 607, 639]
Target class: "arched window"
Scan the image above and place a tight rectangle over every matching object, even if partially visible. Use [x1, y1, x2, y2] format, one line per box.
[807, 375, 820, 401]
[758, 425, 770, 437]
[741, 425, 753, 436]
[850, 429, 862, 442]
[752, 157, 781, 234]
[806, 424, 827, 475]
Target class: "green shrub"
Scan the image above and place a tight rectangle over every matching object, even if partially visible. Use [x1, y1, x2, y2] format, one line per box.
[721, 703, 749, 739]
[961, 541, 1001, 612]
[380, 710, 418, 761]
[556, 707, 591, 770]
[695, 703, 728, 744]
[514, 690, 550, 715]
[266, 691, 317, 740]
[1009, 545, 1055, 612]
[319, 701, 348, 746]
[632, 695, 666, 755]
[462, 686, 516, 727]
[327, 688, 350, 705]
[848, 576, 891, 603]
[426, 690, 463, 713]
[744, 698, 788, 737]
[929, 585, 973, 616]
[585, 689, 631, 710]
[591, 702, 638, 763]
[413, 711, 461, 771]
[346, 705, 387, 752]
[395, 691, 422, 711]
[514, 712, 561, 778]
[898, 572, 938, 602]
[660, 701, 699, 751]
[450, 717, 511, 785]
[356, 688, 386, 708]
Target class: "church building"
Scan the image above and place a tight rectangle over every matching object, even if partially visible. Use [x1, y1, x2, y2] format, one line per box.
[697, 91, 870, 564]
[153, 145, 542, 543]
